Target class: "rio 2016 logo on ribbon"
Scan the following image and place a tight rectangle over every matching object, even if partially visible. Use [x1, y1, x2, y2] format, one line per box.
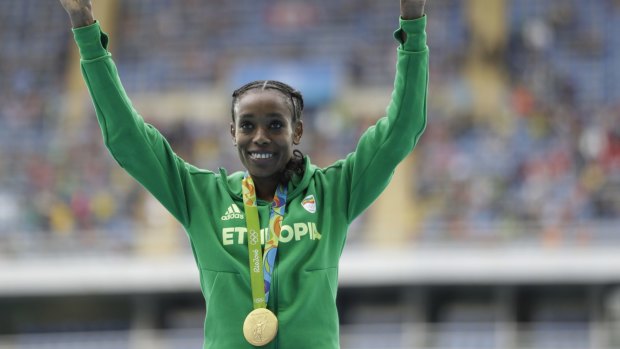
[249, 229, 261, 273]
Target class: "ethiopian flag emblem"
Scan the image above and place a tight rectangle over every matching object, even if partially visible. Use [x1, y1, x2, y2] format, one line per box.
[301, 195, 316, 213]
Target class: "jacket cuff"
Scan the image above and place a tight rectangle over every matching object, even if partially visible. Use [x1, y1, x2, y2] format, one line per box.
[72, 21, 110, 60]
[393, 15, 427, 52]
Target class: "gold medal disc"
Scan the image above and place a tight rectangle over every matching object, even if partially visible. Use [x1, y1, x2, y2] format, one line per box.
[243, 308, 278, 346]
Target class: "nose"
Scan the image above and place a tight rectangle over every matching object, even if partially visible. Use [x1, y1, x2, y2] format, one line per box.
[253, 126, 271, 145]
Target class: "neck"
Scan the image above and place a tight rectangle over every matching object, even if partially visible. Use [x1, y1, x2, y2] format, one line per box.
[252, 176, 281, 201]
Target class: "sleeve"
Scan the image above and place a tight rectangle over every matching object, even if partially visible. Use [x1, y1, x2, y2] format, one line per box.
[341, 15, 428, 223]
[73, 22, 192, 226]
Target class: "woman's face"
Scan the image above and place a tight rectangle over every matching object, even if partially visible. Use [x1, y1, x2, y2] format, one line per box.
[231, 90, 303, 180]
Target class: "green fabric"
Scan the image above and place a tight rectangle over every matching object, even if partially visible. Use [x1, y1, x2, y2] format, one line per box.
[73, 15, 428, 349]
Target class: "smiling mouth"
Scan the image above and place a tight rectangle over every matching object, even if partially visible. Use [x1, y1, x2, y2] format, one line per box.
[249, 152, 274, 160]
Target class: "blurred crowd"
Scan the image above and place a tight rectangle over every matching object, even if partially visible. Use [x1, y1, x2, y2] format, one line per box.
[415, 0, 620, 244]
[1, 0, 619, 255]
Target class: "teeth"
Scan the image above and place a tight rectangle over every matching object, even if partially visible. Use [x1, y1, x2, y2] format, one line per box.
[250, 153, 273, 159]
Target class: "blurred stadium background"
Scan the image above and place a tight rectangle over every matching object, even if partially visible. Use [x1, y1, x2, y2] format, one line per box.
[1, 0, 620, 348]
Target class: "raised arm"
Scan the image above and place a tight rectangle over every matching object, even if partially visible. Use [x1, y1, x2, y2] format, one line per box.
[56, 0, 193, 226]
[400, 0, 427, 42]
[59, 0, 95, 28]
[332, 0, 429, 223]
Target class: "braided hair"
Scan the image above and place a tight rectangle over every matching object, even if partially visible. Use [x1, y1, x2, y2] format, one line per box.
[231, 80, 306, 182]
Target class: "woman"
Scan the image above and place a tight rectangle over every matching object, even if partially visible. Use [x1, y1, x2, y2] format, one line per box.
[58, 0, 428, 348]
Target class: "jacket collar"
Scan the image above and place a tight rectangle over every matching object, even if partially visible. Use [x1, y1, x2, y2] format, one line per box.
[219, 156, 315, 204]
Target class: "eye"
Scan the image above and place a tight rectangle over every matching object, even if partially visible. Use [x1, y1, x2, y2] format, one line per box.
[269, 120, 284, 129]
[239, 121, 254, 130]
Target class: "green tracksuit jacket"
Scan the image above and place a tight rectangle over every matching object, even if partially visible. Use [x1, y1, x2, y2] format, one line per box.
[73, 15, 428, 349]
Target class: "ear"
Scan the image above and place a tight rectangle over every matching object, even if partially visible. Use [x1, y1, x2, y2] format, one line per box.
[293, 120, 303, 145]
[230, 122, 237, 146]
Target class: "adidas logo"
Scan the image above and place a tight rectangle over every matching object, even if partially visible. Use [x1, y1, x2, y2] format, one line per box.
[221, 204, 244, 221]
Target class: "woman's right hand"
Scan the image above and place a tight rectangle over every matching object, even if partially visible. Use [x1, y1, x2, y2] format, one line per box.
[59, 0, 95, 28]
[400, 0, 426, 20]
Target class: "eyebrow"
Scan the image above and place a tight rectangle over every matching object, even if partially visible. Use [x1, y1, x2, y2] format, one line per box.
[238, 112, 286, 120]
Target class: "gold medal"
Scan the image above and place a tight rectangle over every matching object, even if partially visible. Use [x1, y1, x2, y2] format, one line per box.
[243, 308, 278, 346]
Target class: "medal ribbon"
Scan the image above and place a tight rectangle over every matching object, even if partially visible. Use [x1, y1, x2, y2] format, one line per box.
[241, 175, 287, 309]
